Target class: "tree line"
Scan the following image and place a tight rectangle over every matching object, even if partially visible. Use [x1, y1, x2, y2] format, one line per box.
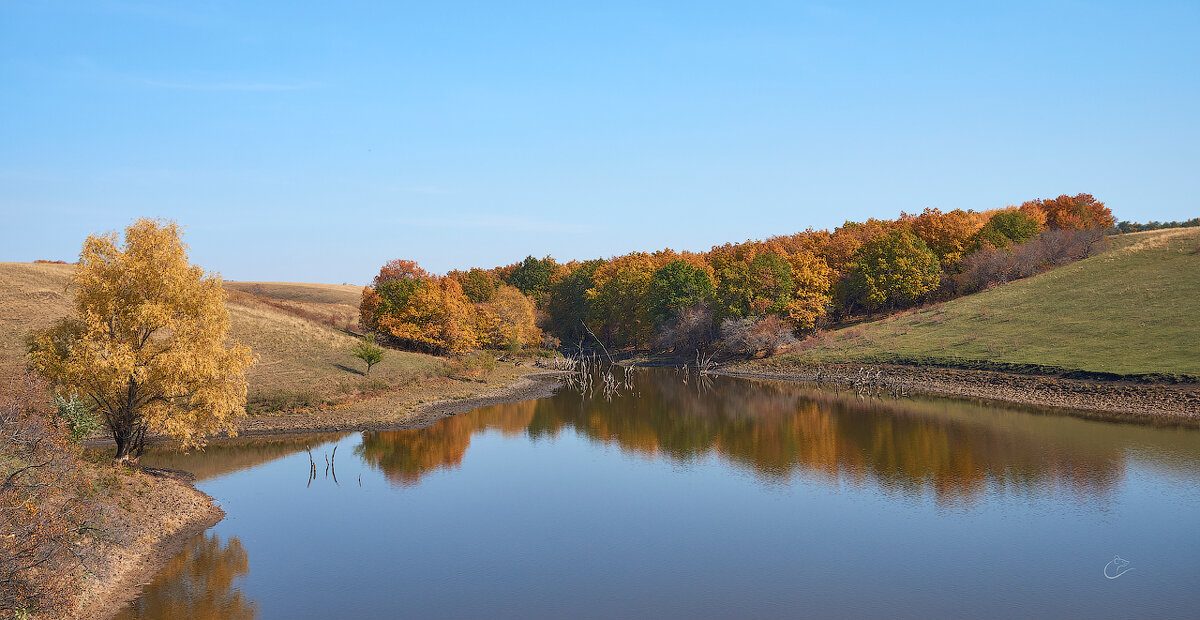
[1111, 217, 1200, 234]
[361, 194, 1115, 356]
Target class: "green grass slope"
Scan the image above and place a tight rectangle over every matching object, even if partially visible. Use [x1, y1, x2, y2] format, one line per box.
[783, 227, 1200, 378]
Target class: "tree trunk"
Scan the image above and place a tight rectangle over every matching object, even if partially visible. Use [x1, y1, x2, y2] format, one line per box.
[113, 425, 134, 460]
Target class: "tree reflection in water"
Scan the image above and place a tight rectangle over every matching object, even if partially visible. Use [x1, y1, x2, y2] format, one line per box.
[357, 370, 1128, 505]
[113, 533, 256, 620]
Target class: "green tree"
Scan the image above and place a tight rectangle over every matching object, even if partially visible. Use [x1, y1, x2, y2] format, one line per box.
[506, 255, 557, 304]
[713, 251, 793, 319]
[976, 209, 1043, 249]
[844, 229, 941, 313]
[645, 260, 715, 327]
[547, 260, 602, 345]
[586, 254, 657, 348]
[457, 267, 498, 303]
[351, 333, 385, 376]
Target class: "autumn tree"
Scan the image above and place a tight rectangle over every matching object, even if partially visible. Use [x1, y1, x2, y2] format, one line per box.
[476, 284, 542, 350]
[1022, 193, 1114, 230]
[371, 274, 478, 354]
[712, 250, 793, 320]
[782, 250, 834, 333]
[810, 219, 895, 278]
[900, 207, 988, 265]
[843, 229, 941, 313]
[454, 267, 499, 303]
[26, 219, 254, 460]
[586, 253, 659, 348]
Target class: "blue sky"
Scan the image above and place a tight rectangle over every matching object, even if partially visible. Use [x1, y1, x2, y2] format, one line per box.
[2, 1, 1197, 283]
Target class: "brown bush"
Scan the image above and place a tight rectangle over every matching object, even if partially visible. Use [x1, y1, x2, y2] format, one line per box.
[1, 374, 95, 617]
[654, 302, 716, 354]
[720, 315, 797, 358]
[951, 229, 1107, 295]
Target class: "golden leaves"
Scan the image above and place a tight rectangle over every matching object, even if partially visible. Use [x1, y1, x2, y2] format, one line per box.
[27, 218, 254, 454]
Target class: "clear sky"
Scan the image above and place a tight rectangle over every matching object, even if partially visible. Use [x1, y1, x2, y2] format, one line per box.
[2, 1, 1197, 283]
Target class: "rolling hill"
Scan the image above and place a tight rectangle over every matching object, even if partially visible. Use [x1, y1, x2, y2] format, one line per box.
[777, 227, 1200, 378]
[0, 263, 442, 409]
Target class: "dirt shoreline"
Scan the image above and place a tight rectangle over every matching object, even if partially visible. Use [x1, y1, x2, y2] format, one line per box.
[717, 362, 1200, 422]
[72, 469, 224, 620]
[234, 371, 564, 437]
[77, 371, 564, 620]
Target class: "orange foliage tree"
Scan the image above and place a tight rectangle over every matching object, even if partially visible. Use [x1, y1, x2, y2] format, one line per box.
[363, 260, 544, 354]
[899, 207, 990, 266]
[476, 285, 542, 350]
[1022, 194, 1113, 230]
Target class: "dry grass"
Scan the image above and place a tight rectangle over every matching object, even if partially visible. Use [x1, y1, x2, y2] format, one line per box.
[0, 263, 471, 414]
[224, 281, 362, 306]
[0, 262, 76, 379]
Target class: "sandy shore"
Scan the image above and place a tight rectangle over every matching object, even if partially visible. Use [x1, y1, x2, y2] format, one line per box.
[718, 361, 1200, 422]
[76, 370, 564, 619]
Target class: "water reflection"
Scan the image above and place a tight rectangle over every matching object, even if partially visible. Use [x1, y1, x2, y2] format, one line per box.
[113, 533, 256, 620]
[356, 371, 1173, 504]
[114, 370, 1200, 619]
[139, 433, 349, 481]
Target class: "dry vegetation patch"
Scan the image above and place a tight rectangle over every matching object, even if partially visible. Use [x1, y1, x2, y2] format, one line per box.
[68, 463, 223, 620]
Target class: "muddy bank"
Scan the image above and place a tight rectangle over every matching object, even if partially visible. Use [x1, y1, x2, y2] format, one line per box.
[234, 371, 563, 436]
[71, 468, 224, 620]
[718, 362, 1200, 422]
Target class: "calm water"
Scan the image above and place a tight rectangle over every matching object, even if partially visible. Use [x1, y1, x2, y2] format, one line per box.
[118, 370, 1200, 619]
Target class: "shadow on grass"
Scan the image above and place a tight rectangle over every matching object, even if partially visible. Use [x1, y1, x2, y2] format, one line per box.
[334, 363, 365, 376]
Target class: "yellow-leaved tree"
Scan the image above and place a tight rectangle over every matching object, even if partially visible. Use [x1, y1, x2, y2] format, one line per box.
[27, 219, 254, 460]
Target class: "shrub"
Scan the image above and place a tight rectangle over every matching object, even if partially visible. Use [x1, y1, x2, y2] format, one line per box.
[351, 333, 385, 376]
[952, 228, 1107, 294]
[2, 374, 95, 616]
[654, 302, 717, 354]
[720, 315, 797, 358]
[53, 392, 100, 442]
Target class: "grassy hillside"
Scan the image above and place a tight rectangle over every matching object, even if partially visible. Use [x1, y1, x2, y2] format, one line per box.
[0, 263, 444, 409]
[776, 227, 1200, 377]
[224, 280, 362, 306]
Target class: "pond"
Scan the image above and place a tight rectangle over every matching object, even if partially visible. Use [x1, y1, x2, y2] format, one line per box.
[117, 369, 1200, 619]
